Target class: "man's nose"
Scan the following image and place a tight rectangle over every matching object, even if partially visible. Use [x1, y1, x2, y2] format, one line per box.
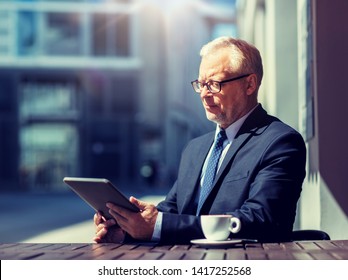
[200, 85, 211, 98]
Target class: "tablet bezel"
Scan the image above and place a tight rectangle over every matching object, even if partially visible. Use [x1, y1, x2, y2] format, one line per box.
[63, 177, 139, 220]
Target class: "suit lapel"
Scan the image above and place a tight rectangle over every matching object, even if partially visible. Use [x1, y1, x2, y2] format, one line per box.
[215, 130, 252, 181]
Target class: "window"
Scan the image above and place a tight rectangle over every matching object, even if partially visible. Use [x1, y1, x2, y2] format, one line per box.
[20, 124, 78, 190]
[18, 11, 37, 56]
[19, 79, 78, 119]
[92, 13, 130, 56]
[45, 12, 82, 55]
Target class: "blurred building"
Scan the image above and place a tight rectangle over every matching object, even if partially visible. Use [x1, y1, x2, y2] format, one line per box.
[237, 0, 348, 239]
[0, 0, 237, 191]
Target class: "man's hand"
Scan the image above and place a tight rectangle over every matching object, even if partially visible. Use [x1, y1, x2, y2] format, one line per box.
[93, 212, 125, 243]
[107, 196, 159, 241]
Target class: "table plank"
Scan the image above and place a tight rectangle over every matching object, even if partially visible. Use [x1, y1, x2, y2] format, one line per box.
[314, 241, 339, 250]
[2, 251, 45, 260]
[262, 243, 283, 250]
[246, 252, 268, 260]
[296, 241, 322, 250]
[280, 242, 303, 250]
[34, 252, 84, 260]
[331, 251, 348, 260]
[151, 245, 174, 252]
[182, 252, 205, 260]
[226, 250, 246, 260]
[332, 240, 348, 249]
[139, 252, 164, 260]
[204, 251, 225, 260]
[66, 250, 106, 260]
[171, 245, 191, 251]
[159, 251, 185, 260]
[116, 252, 145, 260]
[291, 252, 314, 260]
[266, 251, 295, 260]
[309, 252, 337, 260]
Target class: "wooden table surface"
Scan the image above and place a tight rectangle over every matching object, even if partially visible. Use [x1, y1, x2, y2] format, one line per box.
[1, 240, 348, 260]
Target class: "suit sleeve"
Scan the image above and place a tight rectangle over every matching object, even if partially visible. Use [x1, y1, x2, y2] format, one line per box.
[155, 138, 208, 244]
[156, 180, 205, 244]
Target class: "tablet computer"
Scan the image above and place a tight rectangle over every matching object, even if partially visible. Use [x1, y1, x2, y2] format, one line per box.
[63, 177, 139, 220]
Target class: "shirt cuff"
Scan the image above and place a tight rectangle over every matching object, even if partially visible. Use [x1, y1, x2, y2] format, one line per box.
[151, 211, 163, 242]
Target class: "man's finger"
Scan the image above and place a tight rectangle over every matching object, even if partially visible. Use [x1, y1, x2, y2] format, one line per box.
[106, 203, 133, 218]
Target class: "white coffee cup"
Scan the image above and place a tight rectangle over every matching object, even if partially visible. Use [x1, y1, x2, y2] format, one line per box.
[200, 214, 241, 241]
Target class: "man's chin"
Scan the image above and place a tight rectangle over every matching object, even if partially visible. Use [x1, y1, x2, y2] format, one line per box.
[206, 113, 223, 125]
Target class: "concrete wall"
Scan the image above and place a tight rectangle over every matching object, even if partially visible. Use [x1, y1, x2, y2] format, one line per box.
[299, 0, 348, 239]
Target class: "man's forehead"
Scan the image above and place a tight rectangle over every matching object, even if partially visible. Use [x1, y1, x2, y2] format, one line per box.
[199, 52, 234, 79]
[198, 66, 232, 80]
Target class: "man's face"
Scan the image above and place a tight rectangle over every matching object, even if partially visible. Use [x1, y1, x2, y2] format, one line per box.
[198, 50, 253, 129]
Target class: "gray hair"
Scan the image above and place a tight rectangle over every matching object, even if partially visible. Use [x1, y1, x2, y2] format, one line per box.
[200, 36, 263, 86]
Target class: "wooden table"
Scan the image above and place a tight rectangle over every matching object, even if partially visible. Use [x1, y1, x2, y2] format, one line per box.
[1, 240, 348, 260]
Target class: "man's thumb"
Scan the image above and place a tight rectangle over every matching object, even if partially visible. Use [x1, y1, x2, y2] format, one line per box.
[129, 196, 147, 211]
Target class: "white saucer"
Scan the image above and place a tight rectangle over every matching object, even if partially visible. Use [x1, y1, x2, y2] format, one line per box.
[190, 238, 243, 248]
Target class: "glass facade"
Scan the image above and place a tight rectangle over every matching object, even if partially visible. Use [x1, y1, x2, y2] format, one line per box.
[15, 10, 130, 57]
[0, 0, 237, 191]
[18, 78, 80, 190]
[0, 1, 138, 190]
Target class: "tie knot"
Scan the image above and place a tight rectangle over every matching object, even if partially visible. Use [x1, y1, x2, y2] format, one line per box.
[216, 129, 227, 144]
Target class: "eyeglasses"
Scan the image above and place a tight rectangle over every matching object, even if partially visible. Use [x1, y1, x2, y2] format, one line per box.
[191, 74, 251, 94]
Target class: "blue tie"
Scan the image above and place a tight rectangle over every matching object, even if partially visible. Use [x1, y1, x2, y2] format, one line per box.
[196, 129, 227, 215]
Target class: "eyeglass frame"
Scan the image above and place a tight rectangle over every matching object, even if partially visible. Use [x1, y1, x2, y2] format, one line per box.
[191, 73, 252, 94]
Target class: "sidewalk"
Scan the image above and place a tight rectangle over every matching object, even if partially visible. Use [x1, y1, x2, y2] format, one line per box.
[0, 190, 165, 243]
[21, 195, 165, 243]
[21, 220, 95, 243]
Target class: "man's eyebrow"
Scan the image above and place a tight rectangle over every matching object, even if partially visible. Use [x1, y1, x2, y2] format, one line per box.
[198, 75, 225, 82]
[199, 73, 223, 80]
[198, 71, 232, 81]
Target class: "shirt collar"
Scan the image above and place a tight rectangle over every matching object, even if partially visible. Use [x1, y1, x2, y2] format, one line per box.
[215, 104, 259, 142]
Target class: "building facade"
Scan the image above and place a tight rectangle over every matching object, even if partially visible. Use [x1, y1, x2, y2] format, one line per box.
[0, 0, 237, 191]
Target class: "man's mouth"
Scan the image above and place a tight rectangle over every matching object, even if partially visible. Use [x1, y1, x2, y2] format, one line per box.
[204, 103, 217, 110]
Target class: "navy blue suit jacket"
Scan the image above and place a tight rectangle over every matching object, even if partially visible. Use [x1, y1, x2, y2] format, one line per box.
[156, 105, 306, 244]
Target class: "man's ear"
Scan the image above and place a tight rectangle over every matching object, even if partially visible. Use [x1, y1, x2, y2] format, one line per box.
[246, 74, 258, 95]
